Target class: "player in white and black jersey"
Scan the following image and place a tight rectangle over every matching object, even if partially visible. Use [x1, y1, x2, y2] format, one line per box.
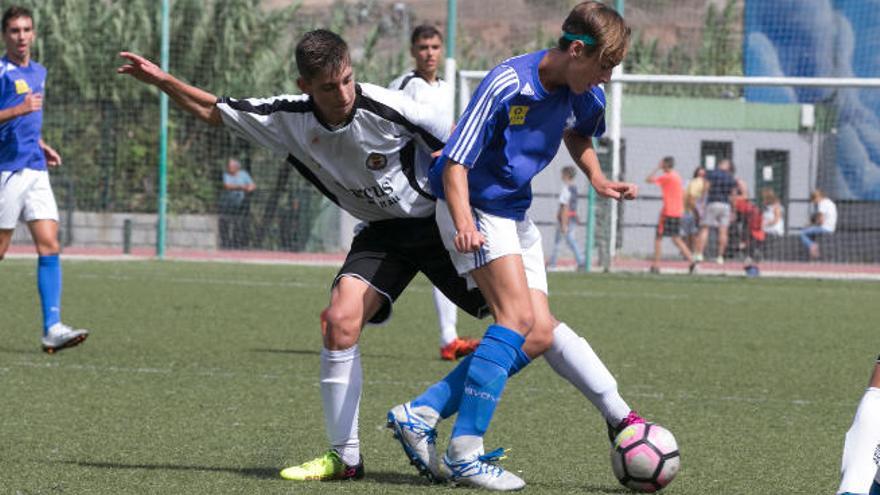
[389, 25, 479, 362]
[118, 29, 488, 482]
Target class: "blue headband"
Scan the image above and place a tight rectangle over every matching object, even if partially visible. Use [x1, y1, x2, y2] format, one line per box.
[562, 32, 596, 46]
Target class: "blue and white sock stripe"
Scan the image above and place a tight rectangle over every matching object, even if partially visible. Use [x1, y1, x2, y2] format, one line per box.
[448, 67, 520, 164]
[472, 208, 488, 269]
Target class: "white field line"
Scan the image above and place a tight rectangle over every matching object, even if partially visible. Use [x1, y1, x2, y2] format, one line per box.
[73, 271, 872, 301]
[8, 360, 820, 408]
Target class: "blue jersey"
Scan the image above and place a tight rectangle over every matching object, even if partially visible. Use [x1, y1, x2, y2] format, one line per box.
[0, 56, 46, 172]
[429, 50, 606, 220]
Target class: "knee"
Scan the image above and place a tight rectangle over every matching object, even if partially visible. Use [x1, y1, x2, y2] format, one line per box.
[35, 238, 60, 256]
[320, 305, 362, 349]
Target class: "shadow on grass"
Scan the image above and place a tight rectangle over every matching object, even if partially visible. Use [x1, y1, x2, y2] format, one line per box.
[63, 460, 278, 479]
[64, 461, 428, 486]
[250, 348, 422, 361]
[250, 348, 321, 356]
[527, 480, 630, 494]
[0, 346, 42, 355]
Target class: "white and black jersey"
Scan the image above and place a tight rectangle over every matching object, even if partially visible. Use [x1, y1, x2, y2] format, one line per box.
[388, 71, 454, 129]
[217, 83, 448, 222]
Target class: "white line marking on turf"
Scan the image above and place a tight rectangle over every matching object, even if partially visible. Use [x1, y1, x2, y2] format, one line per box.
[77, 273, 314, 289]
[10, 360, 820, 407]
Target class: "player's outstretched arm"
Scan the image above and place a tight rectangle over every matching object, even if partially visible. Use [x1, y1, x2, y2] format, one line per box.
[117, 51, 222, 126]
[564, 129, 637, 201]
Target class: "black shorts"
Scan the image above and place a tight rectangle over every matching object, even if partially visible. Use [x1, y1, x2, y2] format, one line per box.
[656, 215, 682, 238]
[336, 216, 489, 324]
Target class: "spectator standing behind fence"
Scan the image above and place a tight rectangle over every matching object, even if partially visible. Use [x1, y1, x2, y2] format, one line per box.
[645, 156, 695, 274]
[682, 167, 706, 255]
[547, 165, 585, 270]
[0, 6, 88, 353]
[219, 158, 255, 249]
[696, 158, 737, 264]
[389, 24, 479, 361]
[800, 188, 836, 260]
[761, 188, 784, 237]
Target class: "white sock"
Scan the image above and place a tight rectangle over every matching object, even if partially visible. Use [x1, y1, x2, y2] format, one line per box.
[320, 346, 362, 466]
[543, 322, 631, 425]
[433, 286, 459, 347]
[448, 435, 483, 461]
[838, 387, 880, 494]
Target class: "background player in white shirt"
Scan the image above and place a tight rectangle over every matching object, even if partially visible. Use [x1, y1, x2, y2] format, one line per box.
[389, 24, 479, 362]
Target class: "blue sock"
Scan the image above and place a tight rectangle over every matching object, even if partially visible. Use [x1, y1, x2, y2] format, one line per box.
[412, 339, 531, 421]
[508, 346, 532, 377]
[450, 324, 524, 439]
[37, 254, 62, 334]
[412, 355, 473, 419]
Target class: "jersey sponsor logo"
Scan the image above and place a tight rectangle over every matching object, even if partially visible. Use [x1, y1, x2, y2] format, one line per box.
[14, 79, 30, 94]
[521, 82, 535, 96]
[508, 105, 529, 125]
[344, 180, 403, 208]
[365, 152, 388, 171]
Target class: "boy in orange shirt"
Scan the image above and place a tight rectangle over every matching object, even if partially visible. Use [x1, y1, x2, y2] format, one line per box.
[646, 156, 695, 274]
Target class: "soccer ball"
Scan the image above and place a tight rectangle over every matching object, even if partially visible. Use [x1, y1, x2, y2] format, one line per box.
[610, 422, 680, 492]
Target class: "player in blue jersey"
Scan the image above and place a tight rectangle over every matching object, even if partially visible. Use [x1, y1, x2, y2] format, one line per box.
[387, 2, 637, 490]
[0, 6, 88, 354]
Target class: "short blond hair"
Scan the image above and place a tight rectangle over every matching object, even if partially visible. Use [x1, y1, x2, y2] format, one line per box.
[559, 1, 631, 67]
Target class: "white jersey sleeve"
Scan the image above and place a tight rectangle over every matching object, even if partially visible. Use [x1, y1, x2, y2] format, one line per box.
[216, 95, 310, 157]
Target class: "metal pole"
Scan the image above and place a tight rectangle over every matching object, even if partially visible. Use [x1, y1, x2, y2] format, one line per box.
[605, 0, 625, 271]
[584, 185, 596, 272]
[156, 0, 170, 259]
[445, 0, 457, 115]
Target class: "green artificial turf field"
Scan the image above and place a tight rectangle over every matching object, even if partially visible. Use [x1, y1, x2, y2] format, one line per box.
[1, 259, 876, 494]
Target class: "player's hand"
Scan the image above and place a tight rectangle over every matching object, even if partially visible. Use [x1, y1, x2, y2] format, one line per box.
[593, 178, 638, 201]
[20, 92, 42, 114]
[117, 52, 168, 86]
[453, 226, 485, 253]
[41, 144, 62, 167]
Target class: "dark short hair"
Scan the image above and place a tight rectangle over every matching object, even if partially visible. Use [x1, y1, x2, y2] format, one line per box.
[411, 25, 443, 46]
[295, 29, 351, 81]
[2, 5, 33, 32]
[662, 156, 675, 168]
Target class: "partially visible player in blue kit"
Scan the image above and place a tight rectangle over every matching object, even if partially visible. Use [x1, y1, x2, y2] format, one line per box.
[0, 5, 88, 354]
[388, 1, 638, 490]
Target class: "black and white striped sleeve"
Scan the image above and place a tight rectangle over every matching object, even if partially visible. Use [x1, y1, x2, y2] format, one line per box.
[216, 95, 308, 156]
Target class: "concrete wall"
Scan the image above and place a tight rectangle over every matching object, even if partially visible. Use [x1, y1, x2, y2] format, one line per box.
[12, 211, 219, 251]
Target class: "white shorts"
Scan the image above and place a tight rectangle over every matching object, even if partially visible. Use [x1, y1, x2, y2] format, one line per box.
[435, 200, 548, 294]
[703, 201, 731, 228]
[0, 168, 59, 230]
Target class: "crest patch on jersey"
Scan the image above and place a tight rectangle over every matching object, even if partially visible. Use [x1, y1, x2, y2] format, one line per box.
[14, 79, 30, 95]
[509, 105, 529, 125]
[365, 152, 388, 171]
